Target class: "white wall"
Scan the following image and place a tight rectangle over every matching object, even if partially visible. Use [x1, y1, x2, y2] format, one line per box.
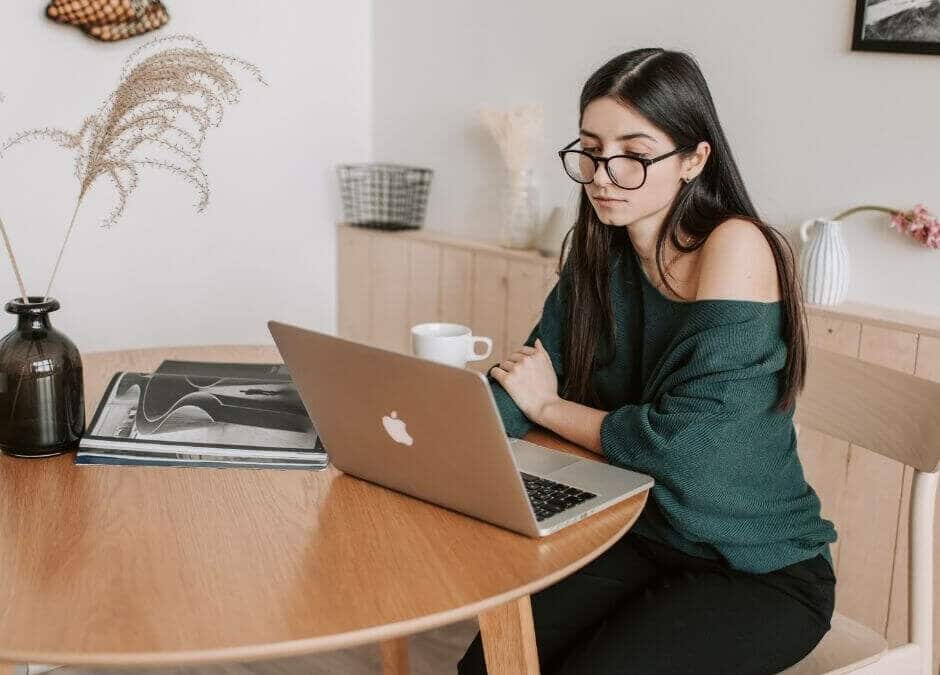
[3, 0, 936, 356]
[373, 0, 940, 317]
[0, 0, 371, 351]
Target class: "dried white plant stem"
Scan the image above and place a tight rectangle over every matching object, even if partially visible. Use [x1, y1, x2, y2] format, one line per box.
[44, 198, 83, 301]
[0, 213, 28, 303]
[0, 33, 266, 303]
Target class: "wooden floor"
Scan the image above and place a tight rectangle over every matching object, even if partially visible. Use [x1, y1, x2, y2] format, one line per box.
[33, 620, 479, 675]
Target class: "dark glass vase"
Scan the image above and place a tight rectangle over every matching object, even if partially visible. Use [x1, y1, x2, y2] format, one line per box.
[0, 296, 85, 457]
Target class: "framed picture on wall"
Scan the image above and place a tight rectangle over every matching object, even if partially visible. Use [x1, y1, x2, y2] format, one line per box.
[853, 0, 940, 54]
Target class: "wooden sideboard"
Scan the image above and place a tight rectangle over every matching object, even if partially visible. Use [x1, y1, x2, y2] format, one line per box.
[336, 222, 940, 674]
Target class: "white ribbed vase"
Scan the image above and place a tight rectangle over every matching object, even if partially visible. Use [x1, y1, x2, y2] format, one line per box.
[799, 218, 849, 306]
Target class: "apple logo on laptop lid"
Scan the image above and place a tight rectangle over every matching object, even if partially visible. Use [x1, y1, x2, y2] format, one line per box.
[382, 411, 414, 446]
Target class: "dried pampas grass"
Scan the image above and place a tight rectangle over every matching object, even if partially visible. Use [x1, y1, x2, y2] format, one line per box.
[479, 103, 544, 249]
[0, 33, 266, 303]
[478, 103, 544, 175]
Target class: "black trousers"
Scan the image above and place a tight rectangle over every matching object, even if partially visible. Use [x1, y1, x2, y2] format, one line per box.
[457, 529, 835, 675]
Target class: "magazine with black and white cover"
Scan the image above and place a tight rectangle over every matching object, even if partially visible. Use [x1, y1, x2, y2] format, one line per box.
[76, 359, 329, 470]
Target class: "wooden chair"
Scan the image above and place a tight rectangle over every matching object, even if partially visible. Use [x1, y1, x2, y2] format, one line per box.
[781, 347, 940, 674]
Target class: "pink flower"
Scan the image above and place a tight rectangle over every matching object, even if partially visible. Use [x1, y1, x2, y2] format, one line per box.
[890, 203, 940, 250]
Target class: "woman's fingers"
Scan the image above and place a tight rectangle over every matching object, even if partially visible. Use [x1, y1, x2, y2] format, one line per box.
[494, 344, 543, 377]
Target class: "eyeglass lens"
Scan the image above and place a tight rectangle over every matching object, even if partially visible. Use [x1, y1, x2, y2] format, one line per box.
[562, 150, 645, 189]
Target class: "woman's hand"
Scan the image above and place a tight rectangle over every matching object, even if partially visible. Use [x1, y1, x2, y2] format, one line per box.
[489, 338, 560, 426]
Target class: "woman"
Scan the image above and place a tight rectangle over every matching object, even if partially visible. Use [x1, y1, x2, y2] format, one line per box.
[457, 48, 837, 675]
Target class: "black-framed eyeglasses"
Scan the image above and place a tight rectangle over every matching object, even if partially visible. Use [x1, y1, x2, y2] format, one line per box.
[557, 138, 696, 190]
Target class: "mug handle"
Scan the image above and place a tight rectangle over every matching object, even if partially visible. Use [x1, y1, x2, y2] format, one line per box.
[467, 336, 493, 361]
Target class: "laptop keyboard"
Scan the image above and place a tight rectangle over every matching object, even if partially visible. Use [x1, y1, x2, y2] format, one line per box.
[520, 472, 597, 522]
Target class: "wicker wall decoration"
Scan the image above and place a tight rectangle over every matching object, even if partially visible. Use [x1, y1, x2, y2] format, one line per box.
[45, 0, 170, 41]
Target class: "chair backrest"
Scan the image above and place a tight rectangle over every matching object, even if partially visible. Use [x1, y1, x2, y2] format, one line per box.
[795, 346, 940, 674]
[795, 346, 940, 473]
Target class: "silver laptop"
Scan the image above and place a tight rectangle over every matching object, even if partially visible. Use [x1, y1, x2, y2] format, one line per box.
[267, 320, 654, 537]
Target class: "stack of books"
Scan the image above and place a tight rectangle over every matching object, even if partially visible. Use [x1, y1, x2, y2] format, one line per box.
[78, 359, 328, 470]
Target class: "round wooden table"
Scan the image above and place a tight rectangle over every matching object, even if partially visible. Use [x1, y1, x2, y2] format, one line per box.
[0, 346, 648, 674]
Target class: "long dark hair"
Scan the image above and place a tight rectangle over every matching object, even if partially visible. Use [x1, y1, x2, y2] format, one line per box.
[556, 48, 806, 412]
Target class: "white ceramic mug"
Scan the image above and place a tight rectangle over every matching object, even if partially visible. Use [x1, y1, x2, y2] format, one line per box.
[411, 323, 492, 368]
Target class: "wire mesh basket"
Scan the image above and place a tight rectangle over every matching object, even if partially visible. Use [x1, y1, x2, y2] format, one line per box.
[337, 163, 433, 230]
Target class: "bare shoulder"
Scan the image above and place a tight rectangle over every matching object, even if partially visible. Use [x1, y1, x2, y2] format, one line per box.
[695, 218, 781, 302]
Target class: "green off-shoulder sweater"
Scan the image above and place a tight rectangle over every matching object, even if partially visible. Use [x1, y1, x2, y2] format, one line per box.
[488, 229, 837, 575]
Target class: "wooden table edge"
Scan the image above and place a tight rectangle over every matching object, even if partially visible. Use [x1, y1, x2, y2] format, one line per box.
[0, 491, 646, 669]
